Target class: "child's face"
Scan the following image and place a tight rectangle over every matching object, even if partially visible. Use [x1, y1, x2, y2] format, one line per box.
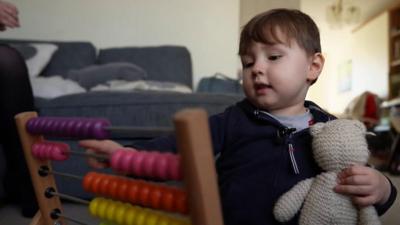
[240, 36, 322, 116]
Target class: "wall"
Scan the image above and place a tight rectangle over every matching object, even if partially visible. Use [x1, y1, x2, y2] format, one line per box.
[1, 0, 240, 88]
[239, 0, 300, 26]
[351, 12, 389, 98]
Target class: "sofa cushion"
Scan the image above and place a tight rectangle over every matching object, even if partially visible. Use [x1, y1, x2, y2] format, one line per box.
[0, 39, 97, 78]
[10, 43, 59, 77]
[97, 46, 192, 88]
[67, 62, 147, 89]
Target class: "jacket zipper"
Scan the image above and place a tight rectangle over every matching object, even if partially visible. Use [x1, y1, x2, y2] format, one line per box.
[287, 134, 300, 174]
[255, 109, 300, 174]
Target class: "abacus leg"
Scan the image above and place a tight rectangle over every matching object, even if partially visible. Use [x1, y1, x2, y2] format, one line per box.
[15, 112, 64, 225]
[29, 211, 44, 225]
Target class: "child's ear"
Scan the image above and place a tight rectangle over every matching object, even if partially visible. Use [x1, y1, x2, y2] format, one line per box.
[307, 53, 324, 83]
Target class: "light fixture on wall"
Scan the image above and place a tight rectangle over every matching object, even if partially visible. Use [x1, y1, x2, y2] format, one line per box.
[326, 0, 361, 29]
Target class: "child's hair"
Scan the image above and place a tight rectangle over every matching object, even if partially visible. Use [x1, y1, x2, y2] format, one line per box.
[239, 8, 321, 57]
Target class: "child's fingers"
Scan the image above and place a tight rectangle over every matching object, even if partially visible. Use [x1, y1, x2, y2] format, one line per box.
[334, 184, 372, 196]
[79, 139, 103, 150]
[338, 174, 371, 185]
[86, 149, 108, 169]
[351, 195, 377, 207]
[337, 165, 370, 179]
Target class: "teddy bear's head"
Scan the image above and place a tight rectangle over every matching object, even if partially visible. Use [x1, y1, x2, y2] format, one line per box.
[310, 119, 370, 172]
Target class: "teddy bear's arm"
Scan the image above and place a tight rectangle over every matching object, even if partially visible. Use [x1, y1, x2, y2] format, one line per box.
[358, 206, 381, 225]
[273, 177, 314, 222]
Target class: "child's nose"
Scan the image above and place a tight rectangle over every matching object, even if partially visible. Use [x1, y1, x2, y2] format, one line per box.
[251, 62, 266, 78]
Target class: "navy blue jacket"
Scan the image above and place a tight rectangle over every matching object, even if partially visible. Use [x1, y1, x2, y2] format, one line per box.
[132, 99, 397, 225]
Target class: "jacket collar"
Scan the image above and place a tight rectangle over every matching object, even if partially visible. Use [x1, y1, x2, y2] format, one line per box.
[237, 98, 336, 126]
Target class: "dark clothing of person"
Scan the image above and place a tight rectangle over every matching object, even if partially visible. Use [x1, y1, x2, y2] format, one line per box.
[0, 45, 38, 217]
[132, 99, 397, 225]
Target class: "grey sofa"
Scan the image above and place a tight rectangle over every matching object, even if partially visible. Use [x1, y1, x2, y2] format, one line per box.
[0, 39, 243, 198]
[0, 39, 242, 127]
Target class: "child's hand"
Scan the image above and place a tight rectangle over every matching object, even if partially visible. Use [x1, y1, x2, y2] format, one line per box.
[79, 139, 123, 169]
[334, 164, 391, 207]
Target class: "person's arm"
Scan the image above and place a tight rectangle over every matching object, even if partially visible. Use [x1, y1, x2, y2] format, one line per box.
[334, 164, 397, 215]
[0, 0, 19, 31]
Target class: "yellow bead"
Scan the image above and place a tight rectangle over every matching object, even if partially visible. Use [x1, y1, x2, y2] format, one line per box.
[114, 202, 128, 225]
[143, 211, 159, 225]
[135, 208, 148, 225]
[97, 198, 111, 219]
[178, 218, 191, 225]
[124, 207, 139, 225]
[157, 215, 171, 225]
[106, 201, 117, 221]
[89, 198, 100, 216]
[169, 219, 180, 225]
[168, 217, 191, 225]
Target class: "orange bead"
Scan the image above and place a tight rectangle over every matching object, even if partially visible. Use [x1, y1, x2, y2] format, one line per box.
[128, 180, 142, 204]
[91, 174, 103, 194]
[161, 188, 175, 212]
[116, 180, 129, 201]
[174, 189, 188, 214]
[139, 183, 151, 207]
[149, 186, 163, 210]
[82, 172, 96, 193]
[98, 176, 111, 196]
[107, 179, 119, 199]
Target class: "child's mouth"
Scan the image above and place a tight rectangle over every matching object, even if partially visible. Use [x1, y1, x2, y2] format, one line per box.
[254, 83, 272, 95]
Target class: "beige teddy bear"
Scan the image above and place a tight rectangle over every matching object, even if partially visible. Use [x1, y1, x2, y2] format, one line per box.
[273, 119, 381, 225]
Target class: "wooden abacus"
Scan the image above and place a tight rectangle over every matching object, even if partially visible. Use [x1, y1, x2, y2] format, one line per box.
[15, 109, 223, 225]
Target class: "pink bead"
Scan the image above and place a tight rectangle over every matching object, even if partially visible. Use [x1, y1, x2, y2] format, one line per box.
[132, 152, 146, 177]
[167, 154, 182, 180]
[31, 141, 69, 161]
[50, 142, 69, 161]
[143, 152, 157, 177]
[110, 150, 125, 171]
[154, 154, 169, 180]
[121, 151, 136, 173]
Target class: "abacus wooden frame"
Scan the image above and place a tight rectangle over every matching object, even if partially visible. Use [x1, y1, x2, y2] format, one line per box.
[15, 109, 223, 225]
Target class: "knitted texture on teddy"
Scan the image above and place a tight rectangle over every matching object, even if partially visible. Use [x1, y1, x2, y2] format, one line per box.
[273, 119, 381, 225]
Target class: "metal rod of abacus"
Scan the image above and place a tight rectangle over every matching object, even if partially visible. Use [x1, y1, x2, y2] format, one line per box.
[105, 126, 174, 138]
[51, 209, 90, 225]
[68, 149, 109, 162]
[26, 117, 175, 139]
[46, 188, 90, 205]
[39, 166, 83, 180]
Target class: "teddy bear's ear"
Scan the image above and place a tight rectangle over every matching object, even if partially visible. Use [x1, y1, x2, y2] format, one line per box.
[310, 122, 325, 136]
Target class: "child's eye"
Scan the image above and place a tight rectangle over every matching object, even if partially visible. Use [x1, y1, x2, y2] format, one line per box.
[242, 62, 254, 68]
[268, 55, 282, 61]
